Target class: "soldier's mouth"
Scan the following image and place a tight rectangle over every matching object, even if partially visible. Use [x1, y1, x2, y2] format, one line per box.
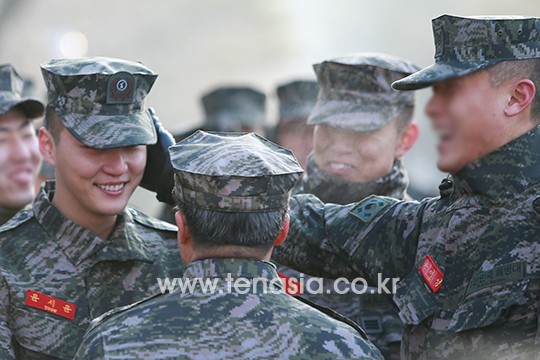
[325, 162, 354, 175]
[95, 182, 126, 193]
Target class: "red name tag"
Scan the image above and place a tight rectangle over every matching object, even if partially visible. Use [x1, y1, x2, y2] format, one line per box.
[419, 255, 444, 293]
[277, 272, 303, 295]
[25, 290, 77, 321]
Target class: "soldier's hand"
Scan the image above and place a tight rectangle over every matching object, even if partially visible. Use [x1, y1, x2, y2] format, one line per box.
[140, 107, 176, 206]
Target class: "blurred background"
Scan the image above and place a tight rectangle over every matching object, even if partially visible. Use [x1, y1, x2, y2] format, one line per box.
[2, 0, 539, 216]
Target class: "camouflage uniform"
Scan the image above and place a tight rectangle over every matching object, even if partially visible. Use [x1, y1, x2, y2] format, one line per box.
[0, 57, 183, 359]
[277, 54, 418, 360]
[274, 15, 540, 360]
[75, 131, 383, 360]
[0, 64, 44, 226]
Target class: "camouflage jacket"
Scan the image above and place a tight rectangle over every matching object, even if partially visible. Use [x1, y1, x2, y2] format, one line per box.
[75, 258, 383, 360]
[0, 206, 19, 227]
[0, 181, 183, 359]
[274, 126, 540, 359]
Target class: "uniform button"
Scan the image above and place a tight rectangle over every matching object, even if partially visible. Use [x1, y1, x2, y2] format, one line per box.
[438, 178, 453, 197]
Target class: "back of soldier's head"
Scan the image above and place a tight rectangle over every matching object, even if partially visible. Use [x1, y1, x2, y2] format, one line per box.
[169, 131, 303, 252]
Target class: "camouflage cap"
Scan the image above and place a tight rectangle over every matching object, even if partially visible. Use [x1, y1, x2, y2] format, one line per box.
[393, 14, 540, 91]
[0, 64, 44, 119]
[308, 53, 419, 132]
[169, 131, 303, 213]
[41, 57, 158, 148]
[202, 87, 266, 131]
[276, 80, 319, 122]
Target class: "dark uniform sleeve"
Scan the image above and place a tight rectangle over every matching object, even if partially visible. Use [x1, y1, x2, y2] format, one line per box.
[0, 276, 15, 359]
[73, 329, 105, 360]
[274, 193, 427, 287]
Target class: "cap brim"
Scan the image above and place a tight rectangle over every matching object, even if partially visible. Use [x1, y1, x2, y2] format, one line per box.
[60, 111, 157, 149]
[392, 61, 494, 91]
[0, 98, 44, 119]
[308, 99, 399, 132]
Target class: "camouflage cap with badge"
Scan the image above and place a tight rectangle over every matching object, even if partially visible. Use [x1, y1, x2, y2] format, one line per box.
[308, 53, 419, 132]
[0, 64, 44, 119]
[202, 87, 266, 132]
[41, 56, 158, 148]
[393, 14, 540, 91]
[169, 131, 303, 213]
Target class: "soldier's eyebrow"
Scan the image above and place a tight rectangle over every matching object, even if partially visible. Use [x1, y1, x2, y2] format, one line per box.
[0, 120, 31, 132]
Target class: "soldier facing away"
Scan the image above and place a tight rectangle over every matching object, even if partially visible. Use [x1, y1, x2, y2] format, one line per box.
[0, 65, 44, 226]
[0, 57, 182, 359]
[75, 131, 383, 360]
[273, 14, 540, 359]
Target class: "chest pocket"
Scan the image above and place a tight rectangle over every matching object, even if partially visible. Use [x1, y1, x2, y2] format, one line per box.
[447, 278, 530, 333]
[9, 305, 87, 359]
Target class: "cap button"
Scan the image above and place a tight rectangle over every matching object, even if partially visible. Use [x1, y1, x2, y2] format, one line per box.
[438, 178, 453, 198]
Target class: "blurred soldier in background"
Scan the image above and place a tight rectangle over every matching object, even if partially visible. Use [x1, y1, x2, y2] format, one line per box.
[0, 64, 44, 226]
[76, 131, 383, 360]
[0, 57, 182, 359]
[174, 86, 266, 140]
[278, 53, 419, 360]
[271, 80, 318, 168]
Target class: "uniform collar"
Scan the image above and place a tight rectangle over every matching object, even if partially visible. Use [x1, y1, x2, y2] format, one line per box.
[452, 125, 540, 199]
[183, 258, 280, 282]
[33, 180, 154, 266]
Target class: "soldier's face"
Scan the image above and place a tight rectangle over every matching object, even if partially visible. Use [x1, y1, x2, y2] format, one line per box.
[426, 70, 510, 174]
[313, 122, 401, 182]
[43, 127, 146, 220]
[0, 109, 41, 209]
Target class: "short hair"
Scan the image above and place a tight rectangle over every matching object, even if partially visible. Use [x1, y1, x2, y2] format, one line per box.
[487, 59, 540, 123]
[175, 199, 288, 253]
[393, 105, 415, 132]
[43, 106, 64, 143]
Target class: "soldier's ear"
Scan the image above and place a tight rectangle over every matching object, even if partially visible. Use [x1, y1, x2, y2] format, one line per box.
[394, 122, 419, 158]
[504, 79, 535, 118]
[175, 210, 191, 245]
[273, 213, 290, 247]
[38, 127, 56, 166]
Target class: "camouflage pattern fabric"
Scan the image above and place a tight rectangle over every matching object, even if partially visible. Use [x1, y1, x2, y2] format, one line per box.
[393, 14, 540, 90]
[276, 80, 319, 122]
[273, 125, 540, 359]
[308, 53, 418, 132]
[201, 87, 266, 131]
[41, 57, 158, 149]
[0, 181, 183, 359]
[279, 154, 408, 359]
[300, 154, 409, 204]
[169, 131, 303, 212]
[75, 258, 384, 359]
[0, 64, 43, 118]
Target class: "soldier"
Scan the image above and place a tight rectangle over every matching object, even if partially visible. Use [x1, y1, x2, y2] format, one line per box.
[0, 64, 44, 226]
[272, 14, 540, 359]
[0, 57, 182, 359]
[75, 131, 383, 360]
[174, 86, 267, 140]
[278, 53, 419, 360]
[272, 80, 318, 168]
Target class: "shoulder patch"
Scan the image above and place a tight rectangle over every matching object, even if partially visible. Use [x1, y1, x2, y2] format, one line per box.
[129, 208, 177, 232]
[88, 290, 168, 332]
[0, 209, 33, 233]
[349, 195, 398, 223]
